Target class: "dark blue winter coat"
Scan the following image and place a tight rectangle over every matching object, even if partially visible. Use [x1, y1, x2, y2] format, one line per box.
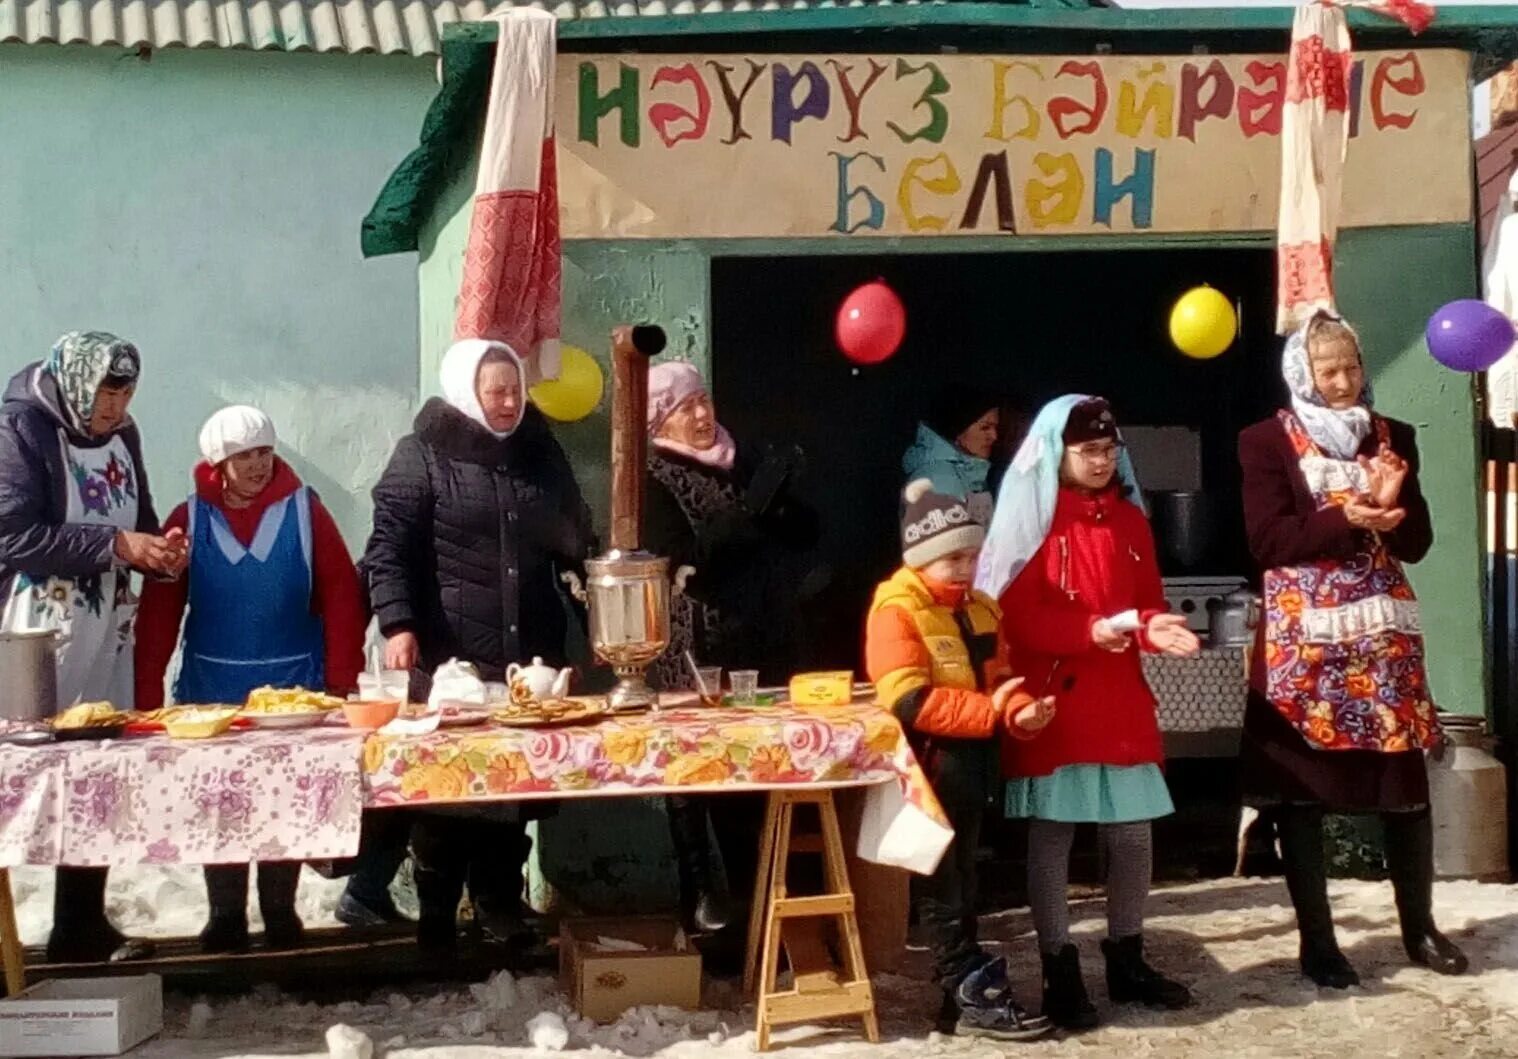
[0, 363, 160, 598]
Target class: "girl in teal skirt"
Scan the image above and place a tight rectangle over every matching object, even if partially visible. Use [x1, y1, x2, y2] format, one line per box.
[975, 395, 1199, 1031]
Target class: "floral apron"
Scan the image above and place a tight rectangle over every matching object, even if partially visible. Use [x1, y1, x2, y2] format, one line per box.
[1261, 411, 1440, 752]
[0, 432, 140, 711]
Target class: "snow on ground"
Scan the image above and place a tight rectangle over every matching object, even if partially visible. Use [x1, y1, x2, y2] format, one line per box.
[10, 870, 1518, 1057]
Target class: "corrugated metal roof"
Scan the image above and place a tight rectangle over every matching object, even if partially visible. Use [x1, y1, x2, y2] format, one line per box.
[0, 0, 1026, 57]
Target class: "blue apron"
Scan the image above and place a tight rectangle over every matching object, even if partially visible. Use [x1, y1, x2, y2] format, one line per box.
[175, 487, 325, 704]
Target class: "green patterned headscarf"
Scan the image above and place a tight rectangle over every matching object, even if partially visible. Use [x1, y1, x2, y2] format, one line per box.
[45, 331, 140, 434]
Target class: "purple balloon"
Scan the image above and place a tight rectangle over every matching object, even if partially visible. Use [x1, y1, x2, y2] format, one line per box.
[1426, 299, 1516, 373]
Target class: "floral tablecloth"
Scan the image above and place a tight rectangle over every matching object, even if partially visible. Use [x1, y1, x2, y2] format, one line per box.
[0, 728, 366, 868]
[0, 703, 955, 876]
[363, 702, 954, 874]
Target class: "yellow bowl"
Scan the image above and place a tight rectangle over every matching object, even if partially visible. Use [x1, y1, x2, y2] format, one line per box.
[163, 707, 239, 740]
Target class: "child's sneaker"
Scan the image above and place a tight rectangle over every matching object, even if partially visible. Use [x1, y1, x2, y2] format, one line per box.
[952, 957, 1054, 1041]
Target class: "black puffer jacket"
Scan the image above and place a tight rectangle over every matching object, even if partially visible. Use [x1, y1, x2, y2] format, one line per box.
[364, 400, 595, 684]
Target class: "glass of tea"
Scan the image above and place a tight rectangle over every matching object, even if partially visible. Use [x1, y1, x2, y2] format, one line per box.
[694, 666, 723, 708]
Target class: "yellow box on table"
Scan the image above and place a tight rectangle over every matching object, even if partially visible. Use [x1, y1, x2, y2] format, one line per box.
[558, 917, 702, 1022]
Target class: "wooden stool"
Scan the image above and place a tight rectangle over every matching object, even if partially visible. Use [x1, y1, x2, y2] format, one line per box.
[742, 790, 879, 1052]
[0, 869, 25, 995]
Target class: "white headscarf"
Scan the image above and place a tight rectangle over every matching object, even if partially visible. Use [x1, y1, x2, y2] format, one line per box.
[198, 405, 277, 465]
[440, 338, 524, 439]
[1283, 311, 1374, 460]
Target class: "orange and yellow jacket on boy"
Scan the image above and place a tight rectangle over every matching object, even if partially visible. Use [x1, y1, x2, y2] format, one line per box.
[866, 565, 1036, 809]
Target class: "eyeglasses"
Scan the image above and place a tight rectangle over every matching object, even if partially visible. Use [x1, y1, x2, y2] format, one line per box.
[1067, 441, 1124, 463]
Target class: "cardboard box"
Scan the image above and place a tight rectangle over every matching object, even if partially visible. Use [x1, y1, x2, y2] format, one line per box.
[559, 917, 701, 1023]
[0, 975, 162, 1057]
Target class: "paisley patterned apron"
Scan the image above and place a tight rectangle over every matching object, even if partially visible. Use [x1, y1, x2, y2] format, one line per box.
[1261, 411, 1440, 752]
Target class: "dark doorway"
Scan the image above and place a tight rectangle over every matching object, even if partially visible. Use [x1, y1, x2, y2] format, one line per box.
[711, 246, 1280, 673]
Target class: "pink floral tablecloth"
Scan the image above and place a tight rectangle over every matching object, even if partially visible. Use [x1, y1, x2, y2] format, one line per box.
[0, 728, 366, 867]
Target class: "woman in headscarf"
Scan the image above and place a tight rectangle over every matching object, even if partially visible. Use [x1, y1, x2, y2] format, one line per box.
[1238, 311, 1467, 989]
[135, 405, 366, 953]
[978, 395, 1197, 1031]
[902, 388, 1001, 525]
[643, 361, 823, 954]
[0, 331, 186, 963]
[364, 338, 595, 954]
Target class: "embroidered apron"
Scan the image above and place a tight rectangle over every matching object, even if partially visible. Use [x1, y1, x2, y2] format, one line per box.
[1261, 411, 1440, 752]
[0, 433, 140, 710]
[175, 488, 325, 703]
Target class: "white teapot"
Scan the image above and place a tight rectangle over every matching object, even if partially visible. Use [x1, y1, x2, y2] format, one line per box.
[506, 657, 572, 703]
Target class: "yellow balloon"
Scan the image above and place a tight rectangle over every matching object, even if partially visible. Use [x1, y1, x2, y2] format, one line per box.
[530, 344, 604, 422]
[1169, 287, 1238, 360]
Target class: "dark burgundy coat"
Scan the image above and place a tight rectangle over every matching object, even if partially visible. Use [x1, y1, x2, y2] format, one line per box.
[1237, 412, 1433, 696]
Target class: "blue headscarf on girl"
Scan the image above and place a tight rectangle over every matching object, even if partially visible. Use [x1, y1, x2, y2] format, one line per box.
[974, 394, 1145, 601]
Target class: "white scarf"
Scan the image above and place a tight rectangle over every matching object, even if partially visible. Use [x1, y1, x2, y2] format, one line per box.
[440, 338, 523, 439]
[1282, 312, 1373, 460]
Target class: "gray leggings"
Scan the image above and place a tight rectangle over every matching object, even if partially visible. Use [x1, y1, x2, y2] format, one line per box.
[1027, 819, 1152, 954]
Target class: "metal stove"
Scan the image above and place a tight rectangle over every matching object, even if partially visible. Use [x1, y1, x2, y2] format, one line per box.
[1161, 576, 1248, 634]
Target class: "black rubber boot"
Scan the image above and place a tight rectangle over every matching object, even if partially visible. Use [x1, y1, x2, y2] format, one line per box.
[1101, 936, 1192, 1010]
[46, 867, 154, 963]
[199, 866, 252, 955]
[257, 862, 305, 950]
[1041, 944, 1100, 1031]
[1278, 806, 1359, 989]
[668, 797, 733, 934]
[1383, 809, 1469, 976]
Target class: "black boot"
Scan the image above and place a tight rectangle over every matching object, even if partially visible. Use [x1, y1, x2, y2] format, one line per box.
[411, 818, 465, 955]
[200, 866, 251, 955]
[466, 823, 535, 949]
[257, 862, 305, 950]
[1101, 936, 1191, 1010]
[1041, 944, 1100, 1030]
[1278, 806, 1359, 989]
[1384, 809, 1469, 976]
[668, 797, 732, 934]
[46, 867, 154, 963]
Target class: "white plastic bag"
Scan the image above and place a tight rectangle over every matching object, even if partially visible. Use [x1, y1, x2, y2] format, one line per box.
[428, 658, 487, 710]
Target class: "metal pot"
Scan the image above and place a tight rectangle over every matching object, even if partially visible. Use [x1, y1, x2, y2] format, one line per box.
[0, 630, 59, 722]
[1147, 490, 1215, 574]
[1208, 590, 1259, 647]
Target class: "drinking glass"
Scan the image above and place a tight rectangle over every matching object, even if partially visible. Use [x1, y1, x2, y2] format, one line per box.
[729, 669, 760, 706]
[693, 667, 723, 708]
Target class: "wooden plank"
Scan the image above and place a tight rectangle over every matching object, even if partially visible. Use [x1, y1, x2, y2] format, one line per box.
[773, 894, 854, 919]
[744, 792, 781, 996]
[762, 981, 876, 1026]
[779, 920, 839, 994]
[0, 870, 23, 996]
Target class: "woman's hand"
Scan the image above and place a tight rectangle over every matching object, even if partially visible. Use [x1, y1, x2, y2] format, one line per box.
[384, 631, 419, 671]
[1091, 618, 1130, 653]
[1007, 694, 1056, 735]
[1343, 499, 1406, 533]
[1146, 613, 1201, 657]
[1359, 444, 1408, 510]
[115, 530, 188, 577]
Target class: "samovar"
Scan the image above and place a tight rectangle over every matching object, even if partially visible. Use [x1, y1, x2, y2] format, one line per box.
[579, 324, 690, 711]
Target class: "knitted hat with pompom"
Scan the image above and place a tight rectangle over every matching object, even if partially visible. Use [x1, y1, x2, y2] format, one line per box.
[901, 478, 985, 568]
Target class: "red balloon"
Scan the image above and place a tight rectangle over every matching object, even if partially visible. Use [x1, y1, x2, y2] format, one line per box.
[836, 281, 906, 365]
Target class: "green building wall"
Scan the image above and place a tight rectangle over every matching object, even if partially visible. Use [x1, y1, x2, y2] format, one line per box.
[0, 44, 437, 547]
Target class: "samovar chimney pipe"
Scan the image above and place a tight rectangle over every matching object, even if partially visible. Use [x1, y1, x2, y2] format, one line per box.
[609, 325, 667, 552]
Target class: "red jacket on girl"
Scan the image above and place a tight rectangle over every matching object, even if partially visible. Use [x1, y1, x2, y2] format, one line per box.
[997, 486, 1168, 779]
